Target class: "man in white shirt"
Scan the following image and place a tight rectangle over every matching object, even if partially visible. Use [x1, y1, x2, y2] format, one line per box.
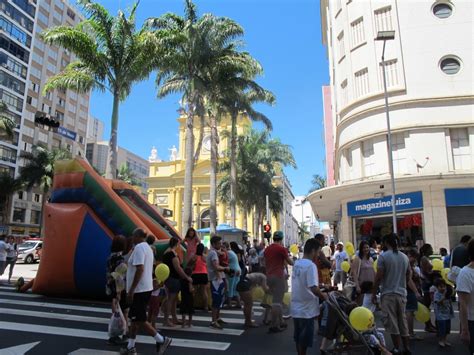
[122, 228, 171, 355]
[0, 235, 10, 278]
[332, 242, 348, 287]
[290, 238, 327, 355]
[457, 238, 474, 354]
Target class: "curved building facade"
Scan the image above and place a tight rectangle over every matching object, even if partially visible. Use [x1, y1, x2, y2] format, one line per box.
[310, 0, 474, 250]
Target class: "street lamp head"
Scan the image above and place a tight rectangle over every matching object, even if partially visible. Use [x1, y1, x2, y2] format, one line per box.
[376, 30, 395, 41]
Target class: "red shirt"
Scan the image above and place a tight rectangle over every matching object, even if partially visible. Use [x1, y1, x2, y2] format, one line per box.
[219, 249, 229, 267]
[264, 243, 288, 278]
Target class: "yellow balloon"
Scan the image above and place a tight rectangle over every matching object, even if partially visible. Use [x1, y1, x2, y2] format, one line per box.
[283, 292, 291, 306]
[341, 260, 350, 273]
[346, 247, 355, 257]
[432, 259, 443, 272]
[345, 242, 354, 251]
[349, 306, 374, 331]
[441, 268, 454, 286]
[155, 263, 170, 283]
[290, 244, 299, 255]
[373, 259, 378, 272]
[414, 302, 430, 323]
[252, 287, 265, 301]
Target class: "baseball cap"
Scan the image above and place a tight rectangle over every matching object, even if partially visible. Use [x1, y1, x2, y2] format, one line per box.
[273, 231, 284, 240]
[337, 242, 344, 246]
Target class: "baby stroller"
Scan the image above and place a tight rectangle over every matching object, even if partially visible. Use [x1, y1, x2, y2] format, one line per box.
[322, 291, 382, 355]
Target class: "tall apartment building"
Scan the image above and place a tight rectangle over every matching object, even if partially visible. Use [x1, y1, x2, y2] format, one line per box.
[309, 0, 474, 250]
[0, 0, 90, 235]
[86, 115, 104, 143]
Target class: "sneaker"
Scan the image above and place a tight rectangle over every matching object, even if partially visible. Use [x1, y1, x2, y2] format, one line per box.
[15, 277, 24, 292]
[282, 314, 292, 320]
[409, 334, 423, 341]
[210, 321, 223, 330]
[120, 347, 137, 355]
[157, 337, 172, 355]
[217, 318, 227, 325]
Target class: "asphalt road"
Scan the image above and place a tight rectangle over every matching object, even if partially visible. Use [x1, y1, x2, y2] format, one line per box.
[0, 264, 471, 354]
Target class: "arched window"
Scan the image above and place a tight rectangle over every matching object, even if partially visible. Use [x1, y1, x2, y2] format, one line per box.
[200, 209, 211, 229]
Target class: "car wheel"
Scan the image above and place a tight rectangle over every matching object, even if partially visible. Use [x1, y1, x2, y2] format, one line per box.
[25, 255, 34, 264]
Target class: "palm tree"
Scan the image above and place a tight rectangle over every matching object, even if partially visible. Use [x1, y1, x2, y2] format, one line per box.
[0, 102, 16, 138]
[148, 0, 247, 232]
[41, 0, 158, 179]
[19, 145, 71, 233]
[308, 174, 327, 193]
[219, 129, 295, 236]
[222, 83, 275, 227]
[117, 163, 139, 186]
[0, 172, 22, 230]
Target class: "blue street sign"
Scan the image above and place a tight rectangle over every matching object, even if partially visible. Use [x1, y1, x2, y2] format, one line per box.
[347, 191, 423, 217]
[57, 126, 77, 141]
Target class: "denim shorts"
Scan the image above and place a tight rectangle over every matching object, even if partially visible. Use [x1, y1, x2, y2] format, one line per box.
[210, 279, 225, 309]
[293, 318, 315, 348]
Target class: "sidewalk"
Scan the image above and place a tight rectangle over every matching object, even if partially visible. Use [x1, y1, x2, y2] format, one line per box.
[0, 262, 38, 284]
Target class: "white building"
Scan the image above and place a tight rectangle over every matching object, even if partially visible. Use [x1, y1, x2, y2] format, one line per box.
[86, 141, 149, 194]
[309, 0, 474, 250]
[86, 115, 104, 143]
[276, 175, 300, 246]
[292, 196, 319, 237]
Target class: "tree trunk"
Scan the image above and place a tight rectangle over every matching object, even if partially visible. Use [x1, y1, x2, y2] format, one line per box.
[252, 207, 258, 240]
[229, 112, 238, 227]
[182, 109, 195, 233]
[209, 114, 218, 235]
[106, 92, 120, 179]
[243, 209, 248, 231]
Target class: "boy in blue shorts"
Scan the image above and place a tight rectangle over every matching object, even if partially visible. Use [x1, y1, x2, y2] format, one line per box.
[291, 238, 327, 355]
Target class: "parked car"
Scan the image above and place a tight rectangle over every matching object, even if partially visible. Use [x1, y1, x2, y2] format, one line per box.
[17, 240, 43, 264]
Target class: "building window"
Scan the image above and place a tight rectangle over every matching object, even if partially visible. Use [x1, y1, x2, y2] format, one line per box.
[34, 193, 41, 203]
[379, 59, 399, 89]
[32, 51, 43, 65]
[350, 17, 365, 48]
[337, 31, 345, 60]
[340, 79, 348, 108]
[17, 190, 23, 200]
[391, 133, 407, 174]
[0, 52, 27, 78]
[29, 66, 41, 79]
[30, 210, 41, 224]
[374, 6, 393, 32]
[440, 56, 461, 75]
[450, 128, 471, 170]
[12, 207, 25, 222]
[433, 3, 453, 19]
[38, 11, 49, 26]
[354, 68, 369, 99]
[362, 139, 375, 177]
[67, 8, 75, 20]
[0, 15, 31, 46]
[1, 89, 23, 111]
[47, 62, 56, 73]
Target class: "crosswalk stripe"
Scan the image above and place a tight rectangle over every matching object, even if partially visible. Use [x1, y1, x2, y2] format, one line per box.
[0, 291, 262, 316]
[0, 322, 231, 351]
[0, 308, 244, 336]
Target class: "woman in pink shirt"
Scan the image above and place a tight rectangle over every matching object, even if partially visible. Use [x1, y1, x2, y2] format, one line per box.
[184, 228, 200, 263]
[191, 243, 210, 311]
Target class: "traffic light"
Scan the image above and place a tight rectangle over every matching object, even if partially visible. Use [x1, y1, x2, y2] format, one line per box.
[35, 112, 60, 128]
[263, 223, 271, 240]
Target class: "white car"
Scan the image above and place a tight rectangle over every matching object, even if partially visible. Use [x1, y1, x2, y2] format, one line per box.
[17, 240, 43, 264]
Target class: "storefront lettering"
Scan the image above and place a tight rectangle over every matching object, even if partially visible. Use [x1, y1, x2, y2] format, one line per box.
[347, 191, 423, 217]
[355, 197, 412, 212]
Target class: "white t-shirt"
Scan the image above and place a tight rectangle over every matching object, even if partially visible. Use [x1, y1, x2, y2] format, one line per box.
[290, 258, 319, 319]
[0, 240, 8, 261]
[456, 265, 474, 321]
[333, 250, 348, 272]
[126, 242, 154, 293]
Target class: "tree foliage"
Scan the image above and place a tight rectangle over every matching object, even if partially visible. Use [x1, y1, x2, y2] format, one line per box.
[308, 174, 327, 193]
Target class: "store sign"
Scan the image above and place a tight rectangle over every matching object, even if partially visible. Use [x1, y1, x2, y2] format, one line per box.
[445, 188, 474, 207]
[57, 126, 77, 141]
[347, 191, 423, 217]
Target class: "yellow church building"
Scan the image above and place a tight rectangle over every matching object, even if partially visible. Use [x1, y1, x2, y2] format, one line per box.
[146, 113, 293, 239]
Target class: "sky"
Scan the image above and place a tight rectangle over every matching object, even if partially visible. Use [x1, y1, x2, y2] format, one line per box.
[89, 0, 329, 196]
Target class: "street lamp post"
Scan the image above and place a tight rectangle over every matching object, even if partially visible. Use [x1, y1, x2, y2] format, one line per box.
[376, 30, 397, 234]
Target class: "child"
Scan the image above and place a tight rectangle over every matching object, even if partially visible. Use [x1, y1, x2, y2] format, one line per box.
[433, 278, 454, 347]
[148, 277, 166, 329]
[180, 267, 194, 327]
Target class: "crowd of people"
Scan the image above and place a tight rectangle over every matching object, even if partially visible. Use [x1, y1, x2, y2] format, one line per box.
[13, 222, 456, 355]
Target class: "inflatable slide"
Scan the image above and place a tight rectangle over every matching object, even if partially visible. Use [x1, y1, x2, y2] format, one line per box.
[32, 158, 181, 298]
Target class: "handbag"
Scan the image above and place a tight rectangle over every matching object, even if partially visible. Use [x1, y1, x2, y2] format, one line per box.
[343, 257, 361, 300]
